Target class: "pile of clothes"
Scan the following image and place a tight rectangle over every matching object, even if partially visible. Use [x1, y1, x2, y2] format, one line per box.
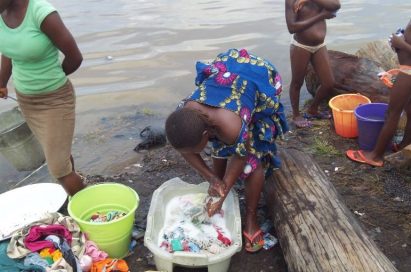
[0, 212, 129, 272]
[158, 193, 233, 254]
[89, 211, 126, 223]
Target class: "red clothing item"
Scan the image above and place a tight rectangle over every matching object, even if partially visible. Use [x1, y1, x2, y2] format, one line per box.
[24, 225, 72, 252]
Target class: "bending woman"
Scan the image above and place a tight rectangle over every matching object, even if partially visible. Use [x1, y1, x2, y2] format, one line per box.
[165, 49, 288, 253]
[0, 0, 85, 195]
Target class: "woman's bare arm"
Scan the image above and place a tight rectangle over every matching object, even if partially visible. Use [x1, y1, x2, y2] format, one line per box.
[41, 12, 83, 75]
[181, 152, 225, 196]
[0, 55, 12, 98]
[0, 55, 12, 88]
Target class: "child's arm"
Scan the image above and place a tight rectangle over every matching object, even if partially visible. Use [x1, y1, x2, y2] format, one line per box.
[311, 0, 341, 11]
[285, 0, 335, 33]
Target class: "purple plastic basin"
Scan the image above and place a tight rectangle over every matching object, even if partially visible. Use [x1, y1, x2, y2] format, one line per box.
[354, 103, 389, 151]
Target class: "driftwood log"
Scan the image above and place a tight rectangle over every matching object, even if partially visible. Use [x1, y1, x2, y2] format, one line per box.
[263, 149, 398, 272]
[385, 144, 411, 168]
[305, 50, 391, 103]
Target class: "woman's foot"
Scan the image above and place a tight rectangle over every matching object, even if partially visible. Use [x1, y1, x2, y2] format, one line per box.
[243, 229, 264, 253]
[243, 216, 264, 253]
[292, 116, 312, 128]
[303, 110, 332, 120]
[346, 150, 384, 167]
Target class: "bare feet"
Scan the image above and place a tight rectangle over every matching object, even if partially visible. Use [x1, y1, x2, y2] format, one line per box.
[292, 115, 312, 128]
[304, 110, 332, 120]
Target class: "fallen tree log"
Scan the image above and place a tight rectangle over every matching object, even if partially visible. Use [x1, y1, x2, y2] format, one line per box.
[385, 144, 411, 168]
[263, 149, 398, 272]
[305, 50, 390, 103]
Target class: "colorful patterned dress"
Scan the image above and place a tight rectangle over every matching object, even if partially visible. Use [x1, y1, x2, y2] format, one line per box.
[187, 49, 288, 179]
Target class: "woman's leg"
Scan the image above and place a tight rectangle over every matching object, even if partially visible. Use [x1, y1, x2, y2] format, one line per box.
[243, 164, 265, 243]
[363, 72, 411, 162]
[399, 98, 411, 148]
[59, 171, 85, 196]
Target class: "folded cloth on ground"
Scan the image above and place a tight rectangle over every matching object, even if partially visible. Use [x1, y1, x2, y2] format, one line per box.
[7, 213, 86, 260]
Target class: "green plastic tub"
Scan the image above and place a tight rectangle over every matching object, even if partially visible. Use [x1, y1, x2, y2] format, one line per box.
[68, 183, 139, 258]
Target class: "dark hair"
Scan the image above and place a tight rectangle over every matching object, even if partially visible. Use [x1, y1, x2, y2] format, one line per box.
[165, 107, 208, 149]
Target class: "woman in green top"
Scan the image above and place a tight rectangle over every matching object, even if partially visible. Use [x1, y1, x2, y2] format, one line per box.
[0, 0, 85, 196]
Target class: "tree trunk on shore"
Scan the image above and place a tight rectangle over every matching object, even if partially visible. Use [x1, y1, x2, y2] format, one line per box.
[385, 144, 411, 168]
[263, 149, 398, 272]
[305, 50, 391, 103]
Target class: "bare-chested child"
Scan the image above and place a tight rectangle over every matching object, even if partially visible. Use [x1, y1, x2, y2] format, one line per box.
[285, 0, 341, 128]
[347, 20, 411, 167]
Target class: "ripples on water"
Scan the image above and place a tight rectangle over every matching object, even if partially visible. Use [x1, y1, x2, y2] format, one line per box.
[50, 0, 409, 106]
[0, 0, 410, 187]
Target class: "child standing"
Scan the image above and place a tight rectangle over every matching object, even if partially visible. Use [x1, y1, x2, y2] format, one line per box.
[285, 0, 341, 128]
[347, 20, 411, 166]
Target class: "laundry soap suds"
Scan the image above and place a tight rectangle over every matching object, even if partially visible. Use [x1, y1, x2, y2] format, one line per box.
[158, 193, 232, 254]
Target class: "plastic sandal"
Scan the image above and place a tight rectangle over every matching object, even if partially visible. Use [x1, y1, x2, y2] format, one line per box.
[243, 229, 264, 253]
[346, 150, 383, 167]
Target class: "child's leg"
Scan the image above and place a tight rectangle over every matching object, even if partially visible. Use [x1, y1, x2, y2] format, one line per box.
[243, 164, 265, 242]
[289, 44, 312, 127]
[308, 46, 335, 115]
[364, 72, 411, 162]
[399, 97, 411, 148]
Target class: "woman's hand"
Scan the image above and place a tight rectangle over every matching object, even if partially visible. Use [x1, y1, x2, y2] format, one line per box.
[208, 177, 226, 197]
[391, 34, 407, 51]
[206, 196, 224, 217]
[321, 9, 336, 20]
[0, 87, 8, 99]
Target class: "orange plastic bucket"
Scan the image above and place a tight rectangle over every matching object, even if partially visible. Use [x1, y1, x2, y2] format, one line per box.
[329, 94, 371, 138]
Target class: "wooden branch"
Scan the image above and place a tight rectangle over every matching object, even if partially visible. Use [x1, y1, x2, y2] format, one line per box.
[263, 149, 398, 272]
[305, 50, 390, 103]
